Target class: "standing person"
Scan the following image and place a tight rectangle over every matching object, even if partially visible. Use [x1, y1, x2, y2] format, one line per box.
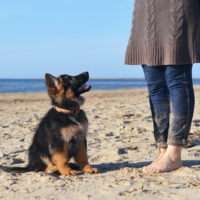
[125, 0, 200, 173]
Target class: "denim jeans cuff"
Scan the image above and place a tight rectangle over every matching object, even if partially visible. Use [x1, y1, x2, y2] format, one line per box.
[167, 138, 188, 147]
[156, 142, 168, 148]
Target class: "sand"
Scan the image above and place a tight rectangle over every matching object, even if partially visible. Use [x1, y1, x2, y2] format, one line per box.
[0, 88, 200, 200]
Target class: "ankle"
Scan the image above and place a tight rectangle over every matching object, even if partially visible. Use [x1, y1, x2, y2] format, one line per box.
[159, 148, 167, 154]
[165, 145, 182, 161]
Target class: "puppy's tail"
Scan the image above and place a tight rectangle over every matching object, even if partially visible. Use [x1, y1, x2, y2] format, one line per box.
[0, 165, 31, 173]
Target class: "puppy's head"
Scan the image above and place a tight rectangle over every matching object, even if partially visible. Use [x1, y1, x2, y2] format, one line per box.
[45, 72, 91, 110]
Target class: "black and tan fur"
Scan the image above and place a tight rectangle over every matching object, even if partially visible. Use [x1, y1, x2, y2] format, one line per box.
[1, 72, 99, 175]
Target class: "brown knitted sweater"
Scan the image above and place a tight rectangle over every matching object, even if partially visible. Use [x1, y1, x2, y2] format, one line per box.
[125, 0, 200, 66]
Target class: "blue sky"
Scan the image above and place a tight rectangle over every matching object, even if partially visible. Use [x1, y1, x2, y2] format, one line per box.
[0, 0, 199, 78]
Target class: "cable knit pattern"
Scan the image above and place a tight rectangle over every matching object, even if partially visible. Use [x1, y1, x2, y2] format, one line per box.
[125, 0, 200, 66]
[169, 0, 184, 42]
[144, 0, 156, 45]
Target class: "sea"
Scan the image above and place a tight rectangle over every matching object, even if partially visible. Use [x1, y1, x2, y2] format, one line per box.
[0, 78, 200, 93]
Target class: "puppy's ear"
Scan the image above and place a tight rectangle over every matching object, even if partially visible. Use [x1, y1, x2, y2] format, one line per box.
[45, 73, 60, 92]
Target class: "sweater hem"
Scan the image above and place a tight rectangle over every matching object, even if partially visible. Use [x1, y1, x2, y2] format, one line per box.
[125, 43, 200, 66]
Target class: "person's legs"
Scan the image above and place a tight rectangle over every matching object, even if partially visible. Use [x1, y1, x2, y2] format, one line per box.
[142, 65, 170, 164]
[166, 64, 194, 146]
[144, 64, 195, 173]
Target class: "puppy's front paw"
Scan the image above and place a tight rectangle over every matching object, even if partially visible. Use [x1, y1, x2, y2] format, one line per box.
[45, 166, 58, 173]
[60, 168, 78, 176]
[83, 165, 99, 174]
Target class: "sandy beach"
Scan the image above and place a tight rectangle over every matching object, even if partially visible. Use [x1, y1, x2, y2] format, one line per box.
[0, 88, 200, 200]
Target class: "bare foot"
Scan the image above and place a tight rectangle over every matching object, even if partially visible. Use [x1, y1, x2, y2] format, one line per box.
[143, 148, 167, 171]
[143, 145, 182, 173]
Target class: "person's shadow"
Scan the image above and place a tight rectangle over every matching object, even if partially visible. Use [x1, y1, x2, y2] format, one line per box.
[91, 160, 200, 174]
[91, 161, 150, 174]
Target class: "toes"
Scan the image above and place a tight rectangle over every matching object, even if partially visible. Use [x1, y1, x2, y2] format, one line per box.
[143, 166, 147, 173]
[90, 168, 99, 174]
[60, 169, 78, 176]
[143, 165, 160, 174]
[45, 166, 58, 173]
[69, 170, 79, 175]
[143, 165, 154, 173]
[83, 165, 99, 174]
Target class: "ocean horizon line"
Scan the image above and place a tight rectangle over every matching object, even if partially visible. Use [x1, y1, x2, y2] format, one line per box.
[0, 77, 200, 80]
[0, 77, 145, 80]
[0, 78, 200, 94]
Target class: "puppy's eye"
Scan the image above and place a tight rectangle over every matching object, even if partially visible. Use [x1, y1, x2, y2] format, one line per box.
[68, 77, 75, 84]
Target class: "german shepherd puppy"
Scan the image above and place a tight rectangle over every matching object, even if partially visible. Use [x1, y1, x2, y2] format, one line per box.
[1, 72, 99, 175]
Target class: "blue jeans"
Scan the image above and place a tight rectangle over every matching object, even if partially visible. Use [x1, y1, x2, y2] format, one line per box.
[142, 64, 195, 148]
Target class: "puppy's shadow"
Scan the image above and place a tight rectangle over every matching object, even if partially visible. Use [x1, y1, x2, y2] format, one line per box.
[91, 161, 151, 173]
